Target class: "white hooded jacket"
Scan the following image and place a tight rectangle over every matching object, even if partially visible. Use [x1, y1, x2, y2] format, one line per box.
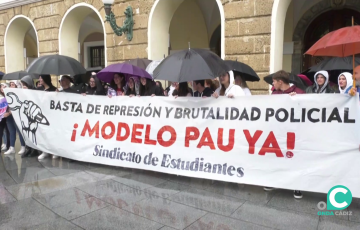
[215, 71, 245, 97]
[338, 72, 353, 94]
[314, 70, 330, 94]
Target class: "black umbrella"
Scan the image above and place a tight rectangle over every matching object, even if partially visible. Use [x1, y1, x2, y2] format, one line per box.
[224, 60, 260, 82]
[264, 72, 307, 91]
[2, 71, 39, 80]
[153, 48, 228, 82]
[0, 71, 4, 78]
[125, 58, 152, 70]
[302, 56, 360, 83]
[26, 54, 86, 76]
[73, 67, 103, 84]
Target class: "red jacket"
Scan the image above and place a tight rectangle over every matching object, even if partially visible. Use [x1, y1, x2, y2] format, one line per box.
[272, 85, 305, 95]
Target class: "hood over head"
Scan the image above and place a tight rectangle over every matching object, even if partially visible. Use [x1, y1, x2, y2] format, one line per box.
[217, 71, 235, 90]
[126, 76, 140, 95]
[7, 80, 21, 88]
[314, 70, 329, 93]
[0, 83, 8, 88]
[338, 72, 353, 94]
[21, 75, 35, 89]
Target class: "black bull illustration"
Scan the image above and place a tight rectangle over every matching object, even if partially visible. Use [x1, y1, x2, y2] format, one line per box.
[6, 92, 49, 145]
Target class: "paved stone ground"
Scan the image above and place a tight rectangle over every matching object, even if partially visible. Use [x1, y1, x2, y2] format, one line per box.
[0, 147, 359, 229]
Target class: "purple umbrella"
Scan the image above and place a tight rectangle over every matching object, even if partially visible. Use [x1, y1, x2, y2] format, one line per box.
[97, 63, 152, 83]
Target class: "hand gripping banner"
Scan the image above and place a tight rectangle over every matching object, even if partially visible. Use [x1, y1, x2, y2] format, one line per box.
[5, 88, 360, 197]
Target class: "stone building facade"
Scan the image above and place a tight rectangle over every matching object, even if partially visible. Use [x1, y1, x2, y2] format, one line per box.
[0, 0, 358, 94]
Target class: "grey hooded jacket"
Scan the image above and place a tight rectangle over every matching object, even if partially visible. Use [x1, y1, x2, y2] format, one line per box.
[20, 75, 35, 89]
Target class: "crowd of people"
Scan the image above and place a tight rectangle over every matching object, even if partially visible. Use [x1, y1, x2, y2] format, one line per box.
[0, 65, 359, 200]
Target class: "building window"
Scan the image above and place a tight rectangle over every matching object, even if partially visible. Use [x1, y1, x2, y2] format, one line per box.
[90, 46, 105, 68]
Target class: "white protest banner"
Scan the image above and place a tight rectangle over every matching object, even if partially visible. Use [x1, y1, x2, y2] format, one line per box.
[4, 89, 360, 197]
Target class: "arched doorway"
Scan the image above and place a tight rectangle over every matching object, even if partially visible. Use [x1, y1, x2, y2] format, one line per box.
[59, 3, 106, 68]
[4, 15, 39, 73]
[303, 9, 360, 69]
[148, 0, 224, 60]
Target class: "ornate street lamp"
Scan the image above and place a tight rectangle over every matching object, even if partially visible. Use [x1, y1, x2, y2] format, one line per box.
[102, 0, 134, 41]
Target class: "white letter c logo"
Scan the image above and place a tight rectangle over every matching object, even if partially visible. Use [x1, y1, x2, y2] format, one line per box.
[329, 188, 348, 208]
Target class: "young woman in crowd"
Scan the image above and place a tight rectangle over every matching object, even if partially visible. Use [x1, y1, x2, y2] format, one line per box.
[338, 72, 353, 94]
[213, 71, 245, 98]
[108, 73, 126, 97]
[306, 71, 335, 94]
[4, 81, 26, 155]
[125, 77, 139, 96]
[172, 82, 193, 97]
[37, 75, 58, 160]
[234, 74, 252, 95]
[19, 75, 40, 158]
[155, 81, 165, 95]
[139, 77, 163, 96]
[85, 75, 105, 95]
[0, 83, 10, 154]
[38, 75, 57, 92]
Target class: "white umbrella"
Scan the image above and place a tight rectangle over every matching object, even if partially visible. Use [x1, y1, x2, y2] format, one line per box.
[146, 59, 163, 78]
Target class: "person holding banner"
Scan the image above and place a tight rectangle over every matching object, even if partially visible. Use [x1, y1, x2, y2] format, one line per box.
[125, 77, 139, 96]
[139, 77, 163, 96]
[338, 72, 353, 94]
[271, 70, 305, 95]
[59, 75, 77, 94]
[108, 73, 126, 97]
[0, 83, 10, 154]
[4, 82, 26, 155]
[212, 71, 245, 98]
[306, 71, 335, 94]
[155, 81, 165, 96]
[37, 75, 58, 160]
[19, 75, 41, 158]
[346, 65, 360, 98]
[37, 75, 57, 92]
[84, 75, 105, 96]
[265, 70, 304, 199]
[172, 82, 193, 97]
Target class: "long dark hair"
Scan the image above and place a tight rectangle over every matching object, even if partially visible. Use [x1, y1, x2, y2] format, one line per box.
[139, 78, 155, 96]
[173, 82, 192, 97]
[89, 75, 104, 95]
[40, 75, 54, 88]
[156, 81, 164, 90]
[126, 78, 137, 95]
[156, 81, 164, 95]
[110, 73, 126, 91]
